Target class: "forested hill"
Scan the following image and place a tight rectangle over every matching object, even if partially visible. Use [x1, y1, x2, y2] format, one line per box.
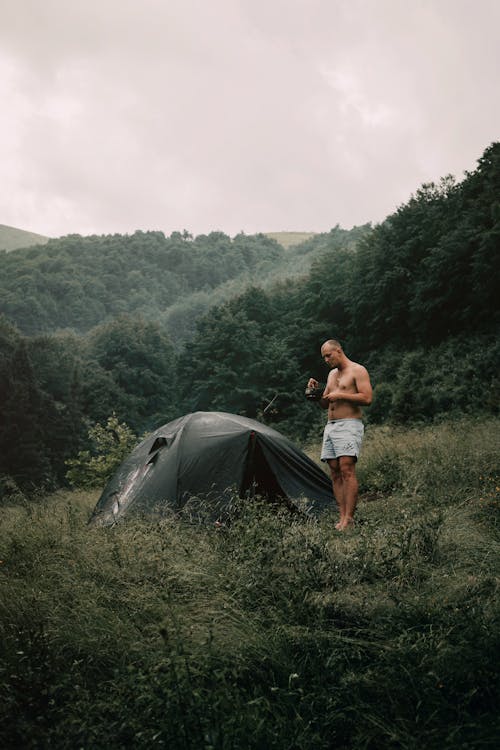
[0, 230, 282, 336]
[0, 226, 368, 342]
[0, 142, 499, 494]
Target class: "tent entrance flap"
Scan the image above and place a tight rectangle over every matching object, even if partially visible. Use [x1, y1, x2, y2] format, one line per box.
[241, 433, 287, 502]
[240, 430, 256, 495]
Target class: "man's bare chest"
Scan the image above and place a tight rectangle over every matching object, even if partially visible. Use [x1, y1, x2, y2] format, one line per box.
[331, 369, 357, 392]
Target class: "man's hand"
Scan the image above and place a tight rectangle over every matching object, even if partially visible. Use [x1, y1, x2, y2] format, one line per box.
[305, 377, 326, 403]
[325, 390, 343, 402]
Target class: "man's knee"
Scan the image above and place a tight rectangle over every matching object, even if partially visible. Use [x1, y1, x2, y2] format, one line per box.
[339, 457, 357, 481]
[327, 460, 341, 480]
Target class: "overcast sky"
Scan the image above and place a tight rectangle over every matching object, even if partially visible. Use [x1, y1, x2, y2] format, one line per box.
[1, 0, 499, 239]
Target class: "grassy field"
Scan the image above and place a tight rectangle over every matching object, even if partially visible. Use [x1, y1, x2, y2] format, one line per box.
[0, 223, 50, 252]
[1, 418, 499, 749]
[264, 231, 316, 249]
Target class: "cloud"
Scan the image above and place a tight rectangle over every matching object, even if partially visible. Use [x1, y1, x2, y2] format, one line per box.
[1, 0, 499, 237]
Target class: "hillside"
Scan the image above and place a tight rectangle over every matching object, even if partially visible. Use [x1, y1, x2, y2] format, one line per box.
[265, 231, 316, 248]
[0, 226, 367, 341]
[0, 223, 50, 252]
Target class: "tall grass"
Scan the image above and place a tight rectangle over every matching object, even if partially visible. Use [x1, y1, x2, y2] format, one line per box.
[1, 418, 499, 749]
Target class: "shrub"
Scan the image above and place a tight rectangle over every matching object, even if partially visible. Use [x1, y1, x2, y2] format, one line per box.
[65, 415, 137, 489]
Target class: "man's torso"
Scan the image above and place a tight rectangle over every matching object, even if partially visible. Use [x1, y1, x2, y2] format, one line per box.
[326, 365, 363, 420]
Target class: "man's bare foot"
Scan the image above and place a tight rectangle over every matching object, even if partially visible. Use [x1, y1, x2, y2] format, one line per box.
[338, 518, 355, 531]
[335, 520, 343, 530]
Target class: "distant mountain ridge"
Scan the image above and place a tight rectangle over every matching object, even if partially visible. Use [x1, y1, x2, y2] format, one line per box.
[0, 224, 50, 252]
[0, 224, 314, 251]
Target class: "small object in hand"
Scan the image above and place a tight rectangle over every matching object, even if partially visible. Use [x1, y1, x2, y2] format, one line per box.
[305, 385, 324, 401]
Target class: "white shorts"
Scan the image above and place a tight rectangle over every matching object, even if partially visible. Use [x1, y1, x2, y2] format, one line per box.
[320, 419, 364, 462]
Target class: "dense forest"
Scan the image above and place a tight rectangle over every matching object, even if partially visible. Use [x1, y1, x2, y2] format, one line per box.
[0, 227, 367, 344]
[0, 230, 284, 337]
[0, 142, 499, 496]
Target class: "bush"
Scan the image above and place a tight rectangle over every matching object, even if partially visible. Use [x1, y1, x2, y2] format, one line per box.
[65, 415, 137, 489]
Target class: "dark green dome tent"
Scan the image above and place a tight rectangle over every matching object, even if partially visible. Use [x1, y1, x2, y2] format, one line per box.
[89, 411, 332, 525]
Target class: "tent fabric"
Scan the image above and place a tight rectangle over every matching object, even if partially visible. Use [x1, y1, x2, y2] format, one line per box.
[89, 411, 333, 525]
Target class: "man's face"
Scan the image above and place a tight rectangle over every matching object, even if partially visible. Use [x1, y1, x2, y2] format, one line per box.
[321, 345, 341, 368]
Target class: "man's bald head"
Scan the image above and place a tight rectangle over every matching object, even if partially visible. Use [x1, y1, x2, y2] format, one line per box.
[321, 339, 342, 352]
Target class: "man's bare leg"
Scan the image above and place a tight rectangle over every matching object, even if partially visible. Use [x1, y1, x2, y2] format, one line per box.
[337, 456, 358, 530]
[327, 459, 345, 529]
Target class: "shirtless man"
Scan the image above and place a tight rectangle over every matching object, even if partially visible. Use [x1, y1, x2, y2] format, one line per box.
[307, 339, 372, 530]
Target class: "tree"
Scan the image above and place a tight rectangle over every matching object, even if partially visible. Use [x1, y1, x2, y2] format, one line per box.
[83, 315, 178, 430]
[0, 341, 52, 488]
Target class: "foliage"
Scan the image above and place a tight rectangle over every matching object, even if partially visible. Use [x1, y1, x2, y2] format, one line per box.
[0, 230, 285, 336]
[0, 418, 498, 749]
[350, 144, 500, 351]
[0, 319, 89, 492]
[65, 415, 138, 489]
[366, 335, 500, 425]
[0, 337, 53, 489]
[82, 315, 179, 430]
[0, 315, 177, 491]
[178, 287, 294, 412]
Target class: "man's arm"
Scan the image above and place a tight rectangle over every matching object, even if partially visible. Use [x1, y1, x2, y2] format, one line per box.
[319, 371, 336, 409]
[305, 376, 330, 408]
[319, 393, 330, 409]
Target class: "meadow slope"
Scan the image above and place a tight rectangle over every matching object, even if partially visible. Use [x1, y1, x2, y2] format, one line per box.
[0, 417, 499, 749]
